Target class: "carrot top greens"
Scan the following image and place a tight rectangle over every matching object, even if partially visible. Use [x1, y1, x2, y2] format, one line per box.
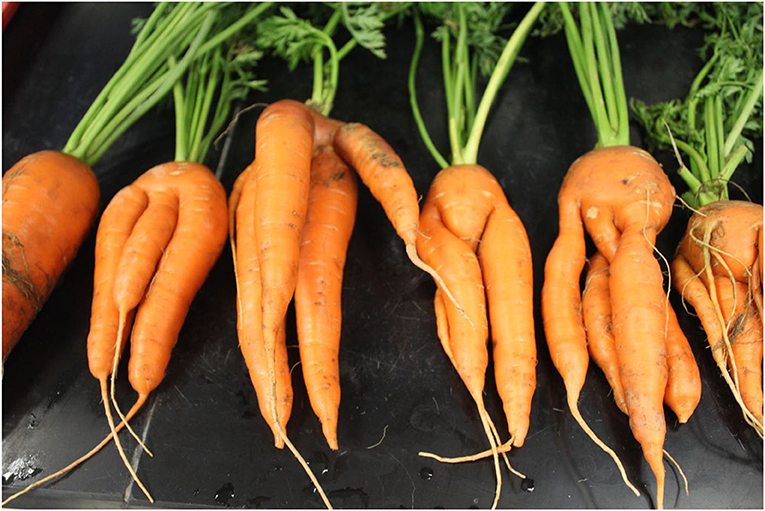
[257, 3, 411, 116]
[632, 3, 763, 208]
[62, 2, 273, 167]
[409, 2, 545, 168]
[170, 4, 270, 165]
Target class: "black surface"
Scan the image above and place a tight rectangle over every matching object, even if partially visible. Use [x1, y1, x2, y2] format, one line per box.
[2, 3, 763, 509]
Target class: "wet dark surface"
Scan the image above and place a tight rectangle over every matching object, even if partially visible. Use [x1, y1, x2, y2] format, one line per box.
[2, 3, 763, 509]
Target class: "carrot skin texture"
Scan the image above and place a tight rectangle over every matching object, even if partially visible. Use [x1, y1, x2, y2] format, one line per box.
[254, 100, 314, 361]
[672, 201, 763, 430]
[334, 123, 419, 247]
[418, 165, 536, 445]
[296, 146, 358, 450]
[113, 190, 178, 312]
[122, 162, 228, 395]
[88, 186, 146, 380]
[582, 252, 628, 414]
[478, 201, 535, 448]
[3, 151, 100, 362]
[231, 166, 293, 448]
[664, 304, 701, 423]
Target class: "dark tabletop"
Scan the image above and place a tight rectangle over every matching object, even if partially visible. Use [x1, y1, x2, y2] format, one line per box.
[2, 3, 763, 509]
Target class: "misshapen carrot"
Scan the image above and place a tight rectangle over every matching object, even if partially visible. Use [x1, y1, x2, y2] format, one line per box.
[234, 99, 332, 508]
[672, 200, 764, 435]
[544, 146, 679, 506]
[333, 123, 463, 316]
[582, 252, 628, 414]
[229, 165, 292, 449]
[583, 252, 701, 422]
[415, 165, 535, 508]
[295, 145, 358, 450]
[2, 151, 100, 363]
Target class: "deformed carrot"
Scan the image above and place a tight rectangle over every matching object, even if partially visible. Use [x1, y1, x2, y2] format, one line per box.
[229, 165, 292, 448]
[333, 123, 463, 317]
[583, 252, 701, 422]
[582, 252, 628, 414]
[295, 145, 358, 450]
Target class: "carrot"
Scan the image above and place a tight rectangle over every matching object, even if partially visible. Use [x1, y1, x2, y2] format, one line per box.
[583, 252, 701, 422]
[672, 201, 764, 434]
[2, 151, 100, 364]
[582, 252, 628, 414]
[295, 145, 358, 450]
[229, 165, 293, 449]
[415, 169, 502, 508]
[333, 123, 463, 316]
[403, 5, 545, 507]
[233, 99, 332, 509]
[4, 4, 280, 504]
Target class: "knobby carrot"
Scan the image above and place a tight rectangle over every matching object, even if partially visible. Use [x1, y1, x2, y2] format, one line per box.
[333, 123, 464, 316]
[415, 165, 535, 507]
[295, 145, 358, 450]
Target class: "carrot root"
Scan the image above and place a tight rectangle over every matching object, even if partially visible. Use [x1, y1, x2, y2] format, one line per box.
[567, 393, 640, 497]
[1, 395, 147, 506]
[100, 379, 154, 503]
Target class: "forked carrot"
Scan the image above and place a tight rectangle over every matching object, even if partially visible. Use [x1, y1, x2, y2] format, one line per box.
[229, 165, 292, 448]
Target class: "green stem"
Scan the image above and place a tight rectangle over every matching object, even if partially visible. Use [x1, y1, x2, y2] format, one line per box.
[169, 56, 187, 161]
[196, 2, 272, 56]
[449, 4, 468, 160]
[408, 9, 449, 169]
[714, 94, 725, 177]
[84, 12, 216, 165]
[705, 97, 719, 178]
[560, 3, 599, 129]
[312, 45, 324, 105]
[580, 2, 611, 147]
[600, 2, 629, 145]
[724, 68, 764, 157]
[719, 142, 749, 183]
[63, 2, 193, 156]
[189, 52, 221, 163]
[462, 2, 544, 165]
[590, 2, 618, 136]
[68, 4, 209, 159]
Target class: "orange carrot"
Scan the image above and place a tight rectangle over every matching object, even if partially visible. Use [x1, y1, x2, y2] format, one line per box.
[583, 252, 701, 422]
[415, 165, 535, 507]
[234, 99, 332, 508]
[333, 123, 463, 315]
[582, 252, 628, 414]
[100, 161, 227, 501]
[543, 146, 679, 505]
[2, 151, 100, 363]
[295, 145, 358, 450]
[672, 200, 763, 435]
[229, 165, 292, 449]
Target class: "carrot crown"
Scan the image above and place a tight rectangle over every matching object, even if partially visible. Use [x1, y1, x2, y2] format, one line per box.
[62, 2, 273, 166]
[631, 3, 763, 208]
[409, 3, 544, 168]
